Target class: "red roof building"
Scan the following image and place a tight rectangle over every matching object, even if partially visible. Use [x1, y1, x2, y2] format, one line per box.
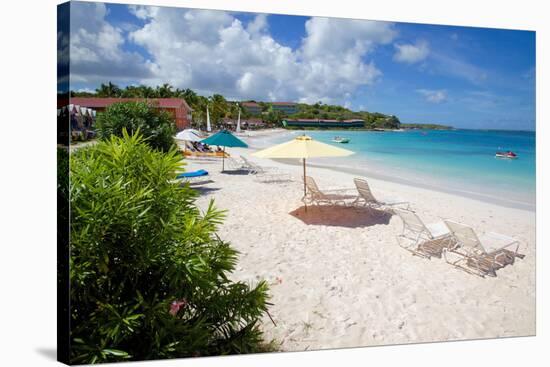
[70, 97, 193, 130]
[240, 101, 298, 115]
[241, 102, 262, 115]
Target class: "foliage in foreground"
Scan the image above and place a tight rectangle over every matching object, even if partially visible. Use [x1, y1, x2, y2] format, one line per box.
[69, 132, 270, 364]
[95, 101, 176, 152]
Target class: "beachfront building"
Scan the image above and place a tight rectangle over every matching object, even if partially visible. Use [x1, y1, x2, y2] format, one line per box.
[282, 118, 365, 128]
[271, 102, 298, 115]
[71, 97, 193, 130]
[241, 101, 299, 116]
[241, 102, 262, 115]
[221, 117, 267, 130]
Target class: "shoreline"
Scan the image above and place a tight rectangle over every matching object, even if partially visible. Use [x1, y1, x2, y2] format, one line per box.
[270, 158, 535, 212]
[240, 128, 535, 212]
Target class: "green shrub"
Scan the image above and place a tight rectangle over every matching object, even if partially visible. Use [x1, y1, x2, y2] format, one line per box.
[69, 131, 270, 364]
[95, 101, 176, 152]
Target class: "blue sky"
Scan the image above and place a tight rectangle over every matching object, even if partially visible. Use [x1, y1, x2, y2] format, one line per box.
[67, 1, 535, 130]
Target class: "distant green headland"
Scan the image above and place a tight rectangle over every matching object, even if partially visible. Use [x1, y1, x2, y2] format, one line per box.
[400, 123, 454, 130]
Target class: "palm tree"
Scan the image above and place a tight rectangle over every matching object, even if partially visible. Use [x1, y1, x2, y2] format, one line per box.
[95, 82, 122, 97]
[191, 96, 208, 130]
[210, 94, 229, 128]
[157, 83, 174, 98]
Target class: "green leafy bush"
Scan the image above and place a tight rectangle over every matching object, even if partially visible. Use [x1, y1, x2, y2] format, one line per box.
[69, 131, 270, 364]
[95, 101, 176, 152]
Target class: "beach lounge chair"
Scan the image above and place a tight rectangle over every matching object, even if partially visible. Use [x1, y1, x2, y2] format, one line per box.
[351, 178, 409, 212]
[226, 156, 248, 171]
[183, 141, 196, 151]
[302, 176, 357, 207]
[393, 208, 455, 259]
[443, 220, 522, 277]
[239, 155, 266, 174]
[239, 156, 292, 182]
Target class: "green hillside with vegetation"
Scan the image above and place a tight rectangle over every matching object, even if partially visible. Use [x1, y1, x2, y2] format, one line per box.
[400, 123, 453, 130]
[71, 82, 452, 131]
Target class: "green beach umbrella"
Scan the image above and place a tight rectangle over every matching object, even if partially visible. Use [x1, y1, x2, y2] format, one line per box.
[201, 129, 248, 171]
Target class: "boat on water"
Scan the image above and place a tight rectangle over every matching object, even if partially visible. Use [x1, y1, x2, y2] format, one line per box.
[332, 136, 350, 144]
[495, 150, 518, 159]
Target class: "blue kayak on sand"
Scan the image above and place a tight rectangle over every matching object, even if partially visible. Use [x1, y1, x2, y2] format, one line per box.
[176, 169, 209, 179]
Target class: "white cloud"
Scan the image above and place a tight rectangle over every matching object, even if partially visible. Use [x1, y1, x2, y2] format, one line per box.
[123, 8, 396, 104]
[76, 87, 96, 94]
[68, 5, 399, 104]
[416, 89, 447, 103]
[393, 40, 430, 63]
[69, 2, 152, 84]
[301, 17, 396, 59]
[247, 14, 269, 35]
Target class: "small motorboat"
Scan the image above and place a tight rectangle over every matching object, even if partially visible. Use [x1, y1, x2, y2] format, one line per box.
[332, 136, 350, 144]
[495, 150, 518, 159]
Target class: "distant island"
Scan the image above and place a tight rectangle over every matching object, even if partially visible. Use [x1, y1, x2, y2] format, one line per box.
[400, 123, 454, 130]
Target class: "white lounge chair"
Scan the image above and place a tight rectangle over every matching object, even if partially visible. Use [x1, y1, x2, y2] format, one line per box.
[226, 156, 248, 171]
[240, 155, 292, 182]
[302, 176, 356, 207]
[239, 155, 265, 174]
[393, 208, 455, 259]
[352, 178, 409, 212]
[443, 220, 522, 277]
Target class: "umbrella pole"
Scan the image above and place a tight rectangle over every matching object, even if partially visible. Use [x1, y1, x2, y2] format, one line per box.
[303, 158, 307, 212]
[222, 147, 225, 172]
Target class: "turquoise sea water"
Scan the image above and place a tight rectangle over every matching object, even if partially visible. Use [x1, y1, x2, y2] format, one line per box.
[253, 129, 536, 210]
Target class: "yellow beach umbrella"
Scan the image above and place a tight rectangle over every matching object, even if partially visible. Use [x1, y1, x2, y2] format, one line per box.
[252, 135, 354, 203]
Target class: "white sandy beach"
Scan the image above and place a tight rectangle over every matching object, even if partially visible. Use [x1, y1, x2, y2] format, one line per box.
[181, 129, 536, 351]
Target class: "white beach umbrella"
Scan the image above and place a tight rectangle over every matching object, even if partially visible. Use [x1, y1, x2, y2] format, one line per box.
[206, 106, 212, 132]
[236, 108, 241, 133]
[175, 130, 202, 142]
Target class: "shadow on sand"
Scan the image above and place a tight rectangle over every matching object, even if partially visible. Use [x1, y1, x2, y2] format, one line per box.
[220, 169, 251, 175]
[256, 177, 295, 184]
[289, 205, 392, 228]
[191, 186, 222, 196]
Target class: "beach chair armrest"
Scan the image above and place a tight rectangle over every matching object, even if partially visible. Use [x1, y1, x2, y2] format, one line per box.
[484, 232, 519, 251]
[384, 201, 410, 209]
[486, 232, 517, 243]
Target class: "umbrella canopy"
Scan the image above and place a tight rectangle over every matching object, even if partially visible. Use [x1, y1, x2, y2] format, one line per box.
[253, 135, 352, 159]
[201, 130, 248, 171]
[201, 129, 248, 148]
[252, 135, 354, 210]
[175, 129, 202, 142]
